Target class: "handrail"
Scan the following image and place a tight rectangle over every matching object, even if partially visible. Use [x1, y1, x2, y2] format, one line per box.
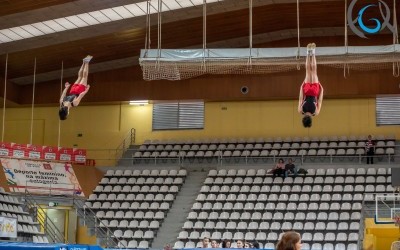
[22, 190, 67, 244]
[115, 128, 136, 161]
[126, 147, 399, 165]
[72, 196, 126, 249]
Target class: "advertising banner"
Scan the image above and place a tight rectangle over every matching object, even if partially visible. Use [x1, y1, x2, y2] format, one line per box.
[58, 147, 73, 162]
[1, 159, 84, 196]
[27, 144, 43, 160]
[43, 146, 59, 161]
[0, 142, 86, 164]
[11, 143, 27, 159]
[0, 216, 17, 238]
[73, 149, 87, 163]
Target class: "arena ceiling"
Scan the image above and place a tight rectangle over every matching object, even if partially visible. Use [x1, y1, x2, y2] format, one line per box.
[0, 0, 398, 104]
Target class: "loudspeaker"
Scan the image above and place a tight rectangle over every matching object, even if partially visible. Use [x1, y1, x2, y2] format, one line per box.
[240, 86, 249, 94]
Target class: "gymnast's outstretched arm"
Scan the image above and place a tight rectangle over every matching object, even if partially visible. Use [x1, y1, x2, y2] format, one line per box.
[315, 84, 324, 115]
[298, 83, 304, 114]
[59, 82, 70, 104]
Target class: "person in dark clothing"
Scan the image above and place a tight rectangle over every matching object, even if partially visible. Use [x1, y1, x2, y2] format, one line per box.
[273, 158, 286, 178]
[365, 135, 375, 164]
[285, 158, 298, 177]
[222, 240, 231, 248]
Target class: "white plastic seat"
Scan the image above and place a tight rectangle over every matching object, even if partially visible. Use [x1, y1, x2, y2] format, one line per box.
[267, 232, 278, 241]
[208, 232, 221, 241]
[346, 168, 356, 175]
[184, 242, 196, 248]
[302, 232, 313, 242]
[293, 222, 303, 230]
[354, 185, 365, 192]
[327, 222, 337, 230]
[297, 202, 308, 211]
[334, 243, 346, 250]
[356, 168, 366, 175]
[304, 222, 315, 230]
[313, 232, 324, 242]
[255, 232, 267, 241]
[215, 221, 226, 230]
[174, 241, 185, 249]
[281, 222, 292, 231]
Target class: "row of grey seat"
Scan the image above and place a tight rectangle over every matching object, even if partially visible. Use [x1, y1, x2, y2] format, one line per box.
[175, 167, 391, 250]
[139, 140, 395, 152]
[0, 188, 44, 238]
[174, 241, 357, 250]
[207, 167, 390, 176]
[142, 135, 395, 145]
[90, 169, 188, 249]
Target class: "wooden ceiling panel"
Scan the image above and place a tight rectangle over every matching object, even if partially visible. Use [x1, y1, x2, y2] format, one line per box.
[0, 0, 78, 16]
[0, 0, 398, 82]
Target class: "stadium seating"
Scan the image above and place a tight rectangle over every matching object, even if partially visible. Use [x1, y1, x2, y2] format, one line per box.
[175, 166, 391, 249]
[86, 169, 187, 248]
[133, 135, 396, 164]
[0, 187, 46, 242]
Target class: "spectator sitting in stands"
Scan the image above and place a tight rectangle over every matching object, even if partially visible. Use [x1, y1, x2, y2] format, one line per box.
[276, 231, 302, 250]
[236, 240, 245, 248]
[164, 244, 172, 250]
[201, 237, 210, 248]
[273, 158, 286, 178]
[222, 239, 231, 248]
[211, 240, 220, 248]
[251, 241, 260, 249]
[244, 242, 250, 248]
[285, 158, 298, 177]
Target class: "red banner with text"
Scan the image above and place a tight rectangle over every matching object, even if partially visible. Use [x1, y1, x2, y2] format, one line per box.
[0, 142, 86, 164]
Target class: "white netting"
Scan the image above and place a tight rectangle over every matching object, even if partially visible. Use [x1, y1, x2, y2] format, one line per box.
[139, 46, 400, 81]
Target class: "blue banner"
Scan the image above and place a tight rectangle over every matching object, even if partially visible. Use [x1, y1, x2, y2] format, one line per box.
[0, 243, 102, 250]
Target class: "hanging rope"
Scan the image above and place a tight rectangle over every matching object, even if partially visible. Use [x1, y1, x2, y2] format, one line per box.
[392, 0, 399, 44]
[1, 54, 8, 142]
[29, 58, 37, 145]
[344, 0, 349, 78]
[392, 0, 400, 77]
[296, 0, 301, 70]
[202, 0, 207, 72]
[57, 61, 64, 147]
[248, 0, 253, 68]
[144, 0, 151, 57]
[156, 0, 163, 69]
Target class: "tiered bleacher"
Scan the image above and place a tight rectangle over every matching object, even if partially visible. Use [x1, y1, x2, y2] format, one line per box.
[174, 167, 392, 250]
[0, 187, 48, 243]
[85, 169, 187, 248]
[133, 135, 396, 163]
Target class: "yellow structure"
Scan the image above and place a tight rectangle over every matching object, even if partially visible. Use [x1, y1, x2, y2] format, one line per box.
[364, 218, 400, 250]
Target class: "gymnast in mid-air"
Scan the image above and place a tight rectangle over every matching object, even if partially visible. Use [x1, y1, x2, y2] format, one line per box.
[59, 55, 93, 120]
[298, 43, 324, 128]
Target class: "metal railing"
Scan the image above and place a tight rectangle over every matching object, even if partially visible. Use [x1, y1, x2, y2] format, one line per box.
[72, 197, 126, 249]
[122, 150, 399, 166]
[19, 181, 77, 197]
[22, 190, 67, 244]
[115, 128, 136, 161]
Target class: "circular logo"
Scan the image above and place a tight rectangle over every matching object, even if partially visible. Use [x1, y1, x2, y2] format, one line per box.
[347, 0, 395, 38]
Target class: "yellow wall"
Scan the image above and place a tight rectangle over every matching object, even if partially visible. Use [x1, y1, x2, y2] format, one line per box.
[364, 218, 400, 250]
[2, 98, 399, 166]
[76, 225, 97, 245]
